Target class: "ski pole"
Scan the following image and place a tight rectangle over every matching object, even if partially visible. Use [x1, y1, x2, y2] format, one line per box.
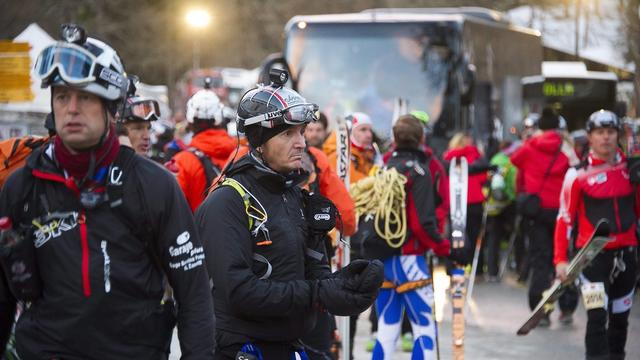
[428, 251, 441, 360]
[466, 199, 488, 304]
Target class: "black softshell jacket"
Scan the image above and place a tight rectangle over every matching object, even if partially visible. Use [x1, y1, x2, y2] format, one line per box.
[195, 153, 331, 348]
[0, 145, 215, 359]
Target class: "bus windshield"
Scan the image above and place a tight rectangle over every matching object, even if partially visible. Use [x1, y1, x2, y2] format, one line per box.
[285, 22, 453, 138]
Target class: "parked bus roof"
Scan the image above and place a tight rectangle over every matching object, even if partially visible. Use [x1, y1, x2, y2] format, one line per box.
[285, 10, 540, 37]
[522, 61, 618, 83]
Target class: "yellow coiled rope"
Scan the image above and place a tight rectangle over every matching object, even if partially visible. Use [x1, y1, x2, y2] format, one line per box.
[350, 167, 407, 248]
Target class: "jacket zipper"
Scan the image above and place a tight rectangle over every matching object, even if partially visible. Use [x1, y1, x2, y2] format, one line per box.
[79, 211, 91, 297]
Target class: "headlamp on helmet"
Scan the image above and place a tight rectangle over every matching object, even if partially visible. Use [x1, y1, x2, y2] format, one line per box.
[60, 23, 87, 45]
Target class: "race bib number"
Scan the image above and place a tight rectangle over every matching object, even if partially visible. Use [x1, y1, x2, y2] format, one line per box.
[581, 282, 606, 310]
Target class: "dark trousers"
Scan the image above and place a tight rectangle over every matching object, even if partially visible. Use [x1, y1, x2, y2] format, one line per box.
[582, 247, 637, 359]
[526, 209, 577, 313]
[466, 203, 485, 273]
[516, 217, 530, 281]
[485, 204, 516, 276]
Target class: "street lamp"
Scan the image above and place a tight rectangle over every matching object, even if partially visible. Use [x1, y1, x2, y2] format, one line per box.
[185, 8, 211, 70]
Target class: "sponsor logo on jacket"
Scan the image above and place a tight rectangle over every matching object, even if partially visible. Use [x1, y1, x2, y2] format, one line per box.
[33, 212, 80, 248]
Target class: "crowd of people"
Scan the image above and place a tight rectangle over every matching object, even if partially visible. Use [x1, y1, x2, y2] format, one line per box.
[0, 23, 637, 360]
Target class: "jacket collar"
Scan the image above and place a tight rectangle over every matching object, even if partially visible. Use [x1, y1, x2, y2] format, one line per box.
[227, 151, 307, 192]
[587, 148, 625, 167]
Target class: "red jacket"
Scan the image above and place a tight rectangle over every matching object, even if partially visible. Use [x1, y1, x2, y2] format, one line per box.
[167, 129, 237, 212]
[510, 131, 573, 209]
[384, 145, 449, 234]
[554, 151, 639, 265]
[443, 145, 487, 205]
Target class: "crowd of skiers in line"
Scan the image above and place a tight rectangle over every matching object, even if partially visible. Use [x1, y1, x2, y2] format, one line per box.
[0, 23, 637, 360]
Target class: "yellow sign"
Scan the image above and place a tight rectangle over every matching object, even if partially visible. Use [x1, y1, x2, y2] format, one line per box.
[0, 88, 33, 102]
[0, 41, 30, 53]
[0, 41, 32, 103]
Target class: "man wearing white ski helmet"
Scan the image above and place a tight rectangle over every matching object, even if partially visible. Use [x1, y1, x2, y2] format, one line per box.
[166, 77, 236, 211]
[0, 24, 214, 359]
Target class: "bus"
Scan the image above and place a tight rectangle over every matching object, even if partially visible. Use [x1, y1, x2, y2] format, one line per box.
[522, 61, 618, 131]
[260, 7, 543, 154]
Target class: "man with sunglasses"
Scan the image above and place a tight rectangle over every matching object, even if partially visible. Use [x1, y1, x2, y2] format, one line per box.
[554, 110, 638, 360]
[117, 95, 161, 156]
[0, 25, 214, 359]
[196, 71, 383, 359]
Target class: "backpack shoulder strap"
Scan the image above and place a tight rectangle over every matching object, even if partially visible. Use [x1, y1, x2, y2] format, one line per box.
[216, 177, 273, 279]
[218, 177, 253, 230]
[188, 147, 220, 195]
[107, 147, 162, 270]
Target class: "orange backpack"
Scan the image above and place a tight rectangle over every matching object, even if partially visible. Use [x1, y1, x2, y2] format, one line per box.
[0, 136, 49, 188]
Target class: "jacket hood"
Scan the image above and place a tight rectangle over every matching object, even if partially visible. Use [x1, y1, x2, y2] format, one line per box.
[190, 129, 237, 159]
[527, 130, 563, 155]
[443, 145, 481, 162]
[390, 147, 429, 163]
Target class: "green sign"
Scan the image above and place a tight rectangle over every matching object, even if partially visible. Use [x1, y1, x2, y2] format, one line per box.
[543, 81, 575, 97]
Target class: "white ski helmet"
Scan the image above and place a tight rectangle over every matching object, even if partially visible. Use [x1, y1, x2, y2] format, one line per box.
[186, 89, 225, 125]
[35, 24, 127, 102]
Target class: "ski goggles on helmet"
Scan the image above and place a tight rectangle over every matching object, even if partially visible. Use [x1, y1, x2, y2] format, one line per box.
[122, 97, 161, 122]
[35, 42, 99, 86]
[243, 103, 319, 128]
[587, 110, 619, 133]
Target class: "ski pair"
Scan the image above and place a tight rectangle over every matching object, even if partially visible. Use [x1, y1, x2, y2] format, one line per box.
[517, 219, 612, 335]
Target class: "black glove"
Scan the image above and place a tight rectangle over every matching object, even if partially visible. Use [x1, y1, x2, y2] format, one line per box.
[312, 277, 376, 316]
[331, 259, 384, 293]
[313, 259, 384, 316]
[329, 259, 369, 279]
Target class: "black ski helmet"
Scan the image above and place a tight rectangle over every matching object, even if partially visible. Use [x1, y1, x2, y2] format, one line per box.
[236, 69, 318, 148]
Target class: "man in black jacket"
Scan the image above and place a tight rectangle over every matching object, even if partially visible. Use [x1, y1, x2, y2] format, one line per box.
[0, 25, 214, 359]
[196, 71, 383, 359]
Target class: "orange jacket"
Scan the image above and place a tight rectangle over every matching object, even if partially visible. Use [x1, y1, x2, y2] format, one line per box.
[168, 129, 236, 212]
[307, 147, 357, 236]
[323, 131, 376, 185]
